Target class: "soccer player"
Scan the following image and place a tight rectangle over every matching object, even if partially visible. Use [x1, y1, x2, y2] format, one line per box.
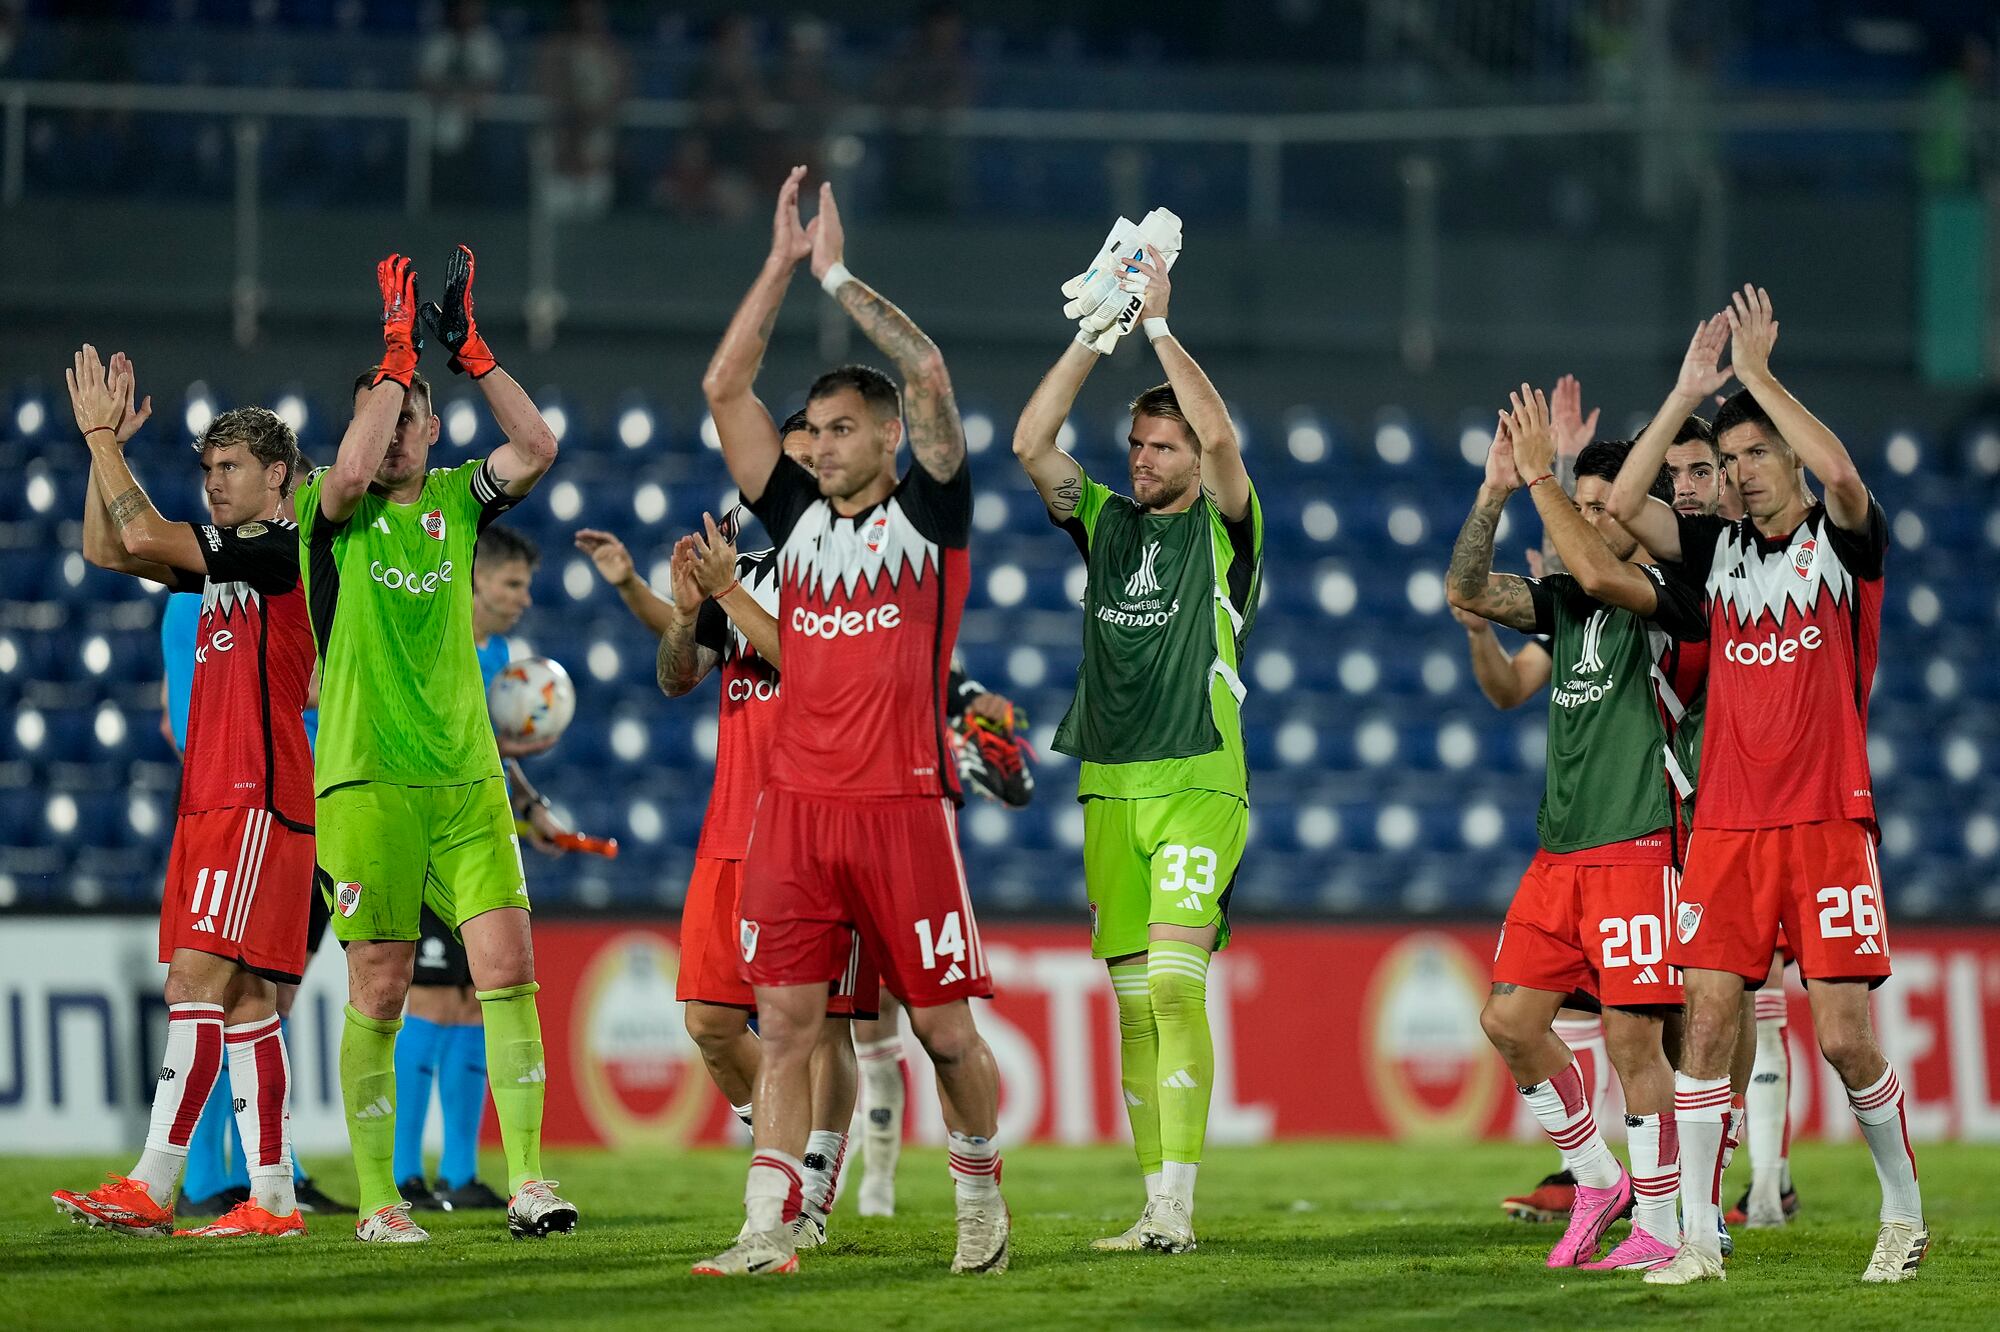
[1012, 238, 1260, 1255]
[1455, 379, 1613, 1229]
[852, 657, 1032, 1220]
[159, 509, 346, 1220]
[1610, 292, 1925, 1286]
[692, 169, 1007, 1276]
[1657, 411, 1800, 1231]
[396, 523, 571, 1213]
[54, 347, 313, 1240]
[297, 249, 573, 1243]
[1448, 388, 1707, 1273]
[578, 438, 868, 1250]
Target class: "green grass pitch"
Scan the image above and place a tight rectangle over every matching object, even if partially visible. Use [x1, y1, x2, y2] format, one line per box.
[6, 1141, 1996, 1330]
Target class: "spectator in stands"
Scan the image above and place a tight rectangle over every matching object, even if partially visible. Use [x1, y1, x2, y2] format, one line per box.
[420, 0, 507, 205]
[690, 14, 767, 216]
[878, 3, 972, 216]
[535, 0, 629, 219]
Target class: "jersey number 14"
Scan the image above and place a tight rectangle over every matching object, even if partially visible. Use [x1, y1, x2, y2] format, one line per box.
[914, 912, 966, 972]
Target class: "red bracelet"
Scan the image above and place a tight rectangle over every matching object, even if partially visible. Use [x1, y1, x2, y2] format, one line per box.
[85, 426, 116, 438]
[714, 580, 741, 601]
[1527, 472, 1558, 490]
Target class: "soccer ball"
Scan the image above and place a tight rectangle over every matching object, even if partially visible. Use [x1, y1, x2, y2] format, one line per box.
[488, 656, 577, 746]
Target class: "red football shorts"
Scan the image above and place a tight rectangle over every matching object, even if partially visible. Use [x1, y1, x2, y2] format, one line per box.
[680, 855, 879, 1018]
[1670, 819, 1892, 986]
[1493, 853, 1684, 1008]
[160, 807, 315, 982]
[738, 789, 992, 1008]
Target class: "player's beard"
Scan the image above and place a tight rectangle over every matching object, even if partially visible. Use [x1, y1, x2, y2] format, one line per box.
[1132, 468, 1195, 511]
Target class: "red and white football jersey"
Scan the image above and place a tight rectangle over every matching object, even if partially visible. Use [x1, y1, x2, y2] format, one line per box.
[173, 518, 315, 828]
[746, 455, 971, 800]
[692, 547, 783, 861]
[1675, 500, 1887, 831]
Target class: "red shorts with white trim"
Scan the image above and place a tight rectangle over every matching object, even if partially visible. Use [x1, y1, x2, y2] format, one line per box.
[160, 807, 315, 982]
[681, 856, 879, 1018]
[1669, 819, 1892, 986]
[1493, 853, 1684, 1008]
[738, 788, 992, 1008]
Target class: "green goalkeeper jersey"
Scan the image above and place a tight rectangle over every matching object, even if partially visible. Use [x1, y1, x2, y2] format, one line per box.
[295, 458, 520, 793]
[1050, 466, 1263, 802]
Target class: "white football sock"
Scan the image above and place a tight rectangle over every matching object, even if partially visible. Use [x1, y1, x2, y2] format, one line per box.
[133, 1002, 227, 1202]
[1847, 1066, 1923, 1225]
[1625, 1112, 1680, 1243]
[226, 1015, 297, 1216]
[1674, 1073, 1732, 1257]
[1518, 1058, 1621, 1189]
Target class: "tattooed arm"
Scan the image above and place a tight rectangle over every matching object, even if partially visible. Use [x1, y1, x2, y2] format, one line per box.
[87, 436, 207, 575]
[809, 183, 964, 484]
[655, 536, 721, 698]
[1011, 339, 1095, 520]
[1445, 484, 1539, 632]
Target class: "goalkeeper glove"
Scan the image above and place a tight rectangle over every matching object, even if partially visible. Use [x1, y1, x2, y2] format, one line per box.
[372, 253, 421, 388]
[419, 243, 498, 379]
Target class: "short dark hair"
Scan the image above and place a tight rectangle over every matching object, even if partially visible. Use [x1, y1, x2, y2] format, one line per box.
[1575, 438, 1673, 504]
[806, 365, 900, 421]
[476, 524, 539, 569]
[778, 407, 811, 438]
[352, 368, 435, 416]
[1129, 383, 1197, 450]
[193, 406, 303, 496]
[1713, 388, 1782, 448]
[1672, 413, 1714, 446]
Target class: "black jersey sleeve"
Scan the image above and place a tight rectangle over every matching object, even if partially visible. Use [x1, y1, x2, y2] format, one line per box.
[1673, 511, 1729, 586]
[744, 455, 821, 549]
[1638, 561, 1709, 641]
[196, 520, 301, 596]
[1524, 573, 1578, 638]
[1822, 495, 1889, 582]
[895, 455, 972, 548]
[693, 598, 729, 654]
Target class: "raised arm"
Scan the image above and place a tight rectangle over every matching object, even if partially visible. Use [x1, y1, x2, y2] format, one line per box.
[1610, 312, 1733, 560]
[575, 528, 678, 637]
[73, 348, 180, 585]
[655, 537, 721, 697]
[322, 255, 424, 523]
[1011, 340, 1095, 520]
[703, 169, 813, 502]
[421, 245, 557, 496]
[68, 345, 204, 580]
[1444, 421, 1538, 632]
[1508, 385, 1664, 617]
[1127, 244, 1249, 522]
[689, 512, 781, 668]
[809, 183, 963, 484]
[1724, 285, 1868, 529]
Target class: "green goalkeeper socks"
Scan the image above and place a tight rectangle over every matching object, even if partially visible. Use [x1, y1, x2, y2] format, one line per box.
[1109, 961, 1162, 1178]
[340, 1005, 403, 1218]
[1148, 940, 1214, 1166]
[477, 982, 547, 1195]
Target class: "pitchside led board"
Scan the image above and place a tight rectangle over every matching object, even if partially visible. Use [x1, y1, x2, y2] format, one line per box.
[4, 918, 2000, 1152]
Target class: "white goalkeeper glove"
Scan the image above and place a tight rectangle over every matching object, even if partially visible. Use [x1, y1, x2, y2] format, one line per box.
[1065, 208, 1183, 353]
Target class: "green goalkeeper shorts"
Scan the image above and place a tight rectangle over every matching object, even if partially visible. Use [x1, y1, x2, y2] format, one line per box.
[1081, 791, 1246, 960]
[317, 777, 528, 943]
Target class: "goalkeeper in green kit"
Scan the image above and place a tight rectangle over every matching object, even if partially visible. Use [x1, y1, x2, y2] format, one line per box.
[1012, 224, 1260, 1255]
[298, 249, 573, 1243]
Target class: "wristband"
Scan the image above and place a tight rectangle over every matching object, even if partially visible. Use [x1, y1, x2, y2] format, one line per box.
[1142, 317, 1171, 343]
[820, 261, 853, 296]
[1527, 472, 1558, 491]
[84, 426, 117, 438]
[713, 579, 741, 601]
